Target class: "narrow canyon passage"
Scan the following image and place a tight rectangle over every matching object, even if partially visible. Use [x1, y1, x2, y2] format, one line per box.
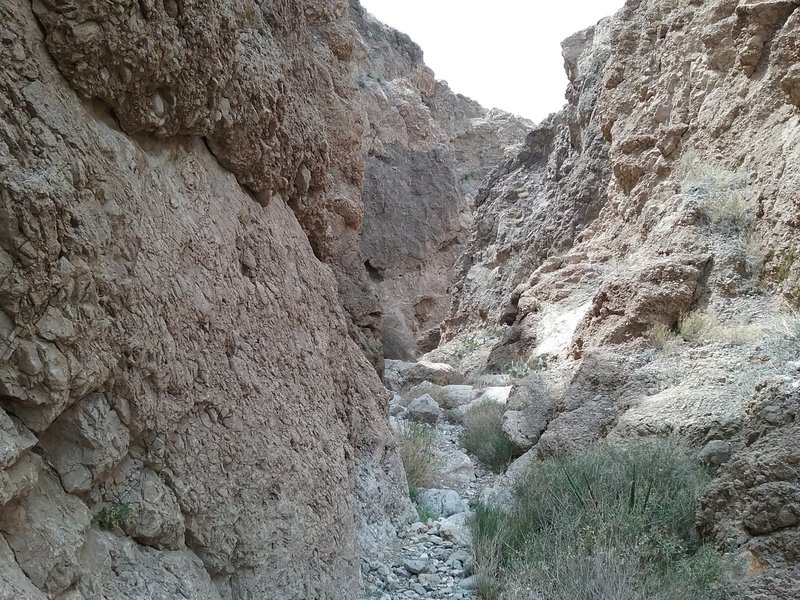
[2, 0, 800, 599]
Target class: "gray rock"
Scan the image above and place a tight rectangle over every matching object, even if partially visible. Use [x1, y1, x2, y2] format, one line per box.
[38, 393, 130, 494]
[459, 575, 479, 590]
[403, 559, 433, 575]
[502, 410, 537, 453]
[438, 512, 473, 546]
[698, 439, 734, 467]
[417, 489, 469, 518]
[438, 385, 480, 408]
[407, 394, 443, 425]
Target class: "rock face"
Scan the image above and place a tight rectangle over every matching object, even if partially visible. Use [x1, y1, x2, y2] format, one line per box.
[350, 2, 531, 360]
[1, 0, 427, 597]
[437, 0, 800, 596]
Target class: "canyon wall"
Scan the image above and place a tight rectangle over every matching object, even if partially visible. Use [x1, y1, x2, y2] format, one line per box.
[350, 1, 530, 360]
[1, 0, 416, 598]
[437, 0, 800, 595]
[0, 0, 528, 597]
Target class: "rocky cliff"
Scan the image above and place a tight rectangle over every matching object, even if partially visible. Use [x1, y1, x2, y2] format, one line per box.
[431, 0, 800, 596]
[350, 2, 530, 361]
[0, 0, 528, 598]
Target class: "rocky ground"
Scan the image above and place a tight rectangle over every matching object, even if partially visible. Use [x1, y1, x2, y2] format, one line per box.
[361, 361, 513, 599]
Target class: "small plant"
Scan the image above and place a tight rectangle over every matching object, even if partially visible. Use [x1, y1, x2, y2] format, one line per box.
[396, 421, 439, 489]
[416, 504, 435, 523]
[680, 152, 755, 235]
[461, 401, 516, 472]
[94, 502, 132, 531]
[504, 360, 531, 379]
[776, 248, 797, 282]
[462, 334, 481, 353]
[461, 171, 474, 182]
[648, 322, 679, 351]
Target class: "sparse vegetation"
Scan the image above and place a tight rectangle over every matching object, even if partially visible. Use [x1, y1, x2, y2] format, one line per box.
[463, 334, 482, 353]
[470, 441, 734, 600]
[649, 311, 758, 350]
[504, 354, 547, 379]
[416, 502, 435, 523]
[461, 401, 515, 472]
[94, 502, 132, 531]
[680, 153, 755, 235]
[678, 311, 758, 344]
[776, 248, 797, 282]
[396, 421, 439, 489]
[504, 360, 531, 379]
[648, 322, 680, 352]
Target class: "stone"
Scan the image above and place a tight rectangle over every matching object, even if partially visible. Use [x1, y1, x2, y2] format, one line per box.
[385, 360, 465, 391]
[698, 439, 735, 467]
[407, 394, 444, 425]
[459, 575, 479, 590]
[438, 512, 473, 546]
[439, 449, 475, 487]
[38, 393, 130, 493]
[403, 559, 433, 575]
[502, 410, 537, 453]
[416, 489, 469, 518]
[0, 469, 91, 595]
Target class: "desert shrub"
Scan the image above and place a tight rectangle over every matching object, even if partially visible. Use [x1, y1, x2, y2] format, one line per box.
[471, 441, 734, 600]
[504, 360, 531, 379]
[504, 355, 546, 379]
[648, 322, 679, 352]
[461, 401, 515, 472]
[396, 421, 439, 489]
[678, 311, 757, 344]
[94, 502, 132, 531]
[680, 153, 754, 235]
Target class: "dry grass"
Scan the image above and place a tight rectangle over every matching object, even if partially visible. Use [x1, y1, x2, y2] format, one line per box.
[395, 421, 439, 489]
[648, 323, 680, 352]
[649, 311, 759, 350]
[678, 311, 758, 344]
[679, 152, 755, 235]
[461, 401, 516, 472]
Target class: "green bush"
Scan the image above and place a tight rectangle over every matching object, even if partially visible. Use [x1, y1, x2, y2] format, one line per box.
[94, 502, 132, 531]
[471, 441, 734, 600]
[396, 421, 439, 489]
[461, 401, 516, 472]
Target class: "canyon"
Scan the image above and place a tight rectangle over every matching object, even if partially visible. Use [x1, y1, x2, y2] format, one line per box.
[1, 0, 799, 599]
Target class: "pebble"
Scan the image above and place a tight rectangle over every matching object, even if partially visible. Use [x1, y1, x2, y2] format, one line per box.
[361, 379, 498, 599]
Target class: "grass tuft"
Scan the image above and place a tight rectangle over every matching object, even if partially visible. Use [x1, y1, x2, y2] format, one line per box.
[461, 401, 516, 472]
[396, 421, 439, 489]
[471, 441, 735, 599]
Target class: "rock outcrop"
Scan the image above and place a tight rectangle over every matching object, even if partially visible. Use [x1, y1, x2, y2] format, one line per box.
[1, 0, 426, 597]
[435, 0, 800, 596]
[350, 2, 531, 360]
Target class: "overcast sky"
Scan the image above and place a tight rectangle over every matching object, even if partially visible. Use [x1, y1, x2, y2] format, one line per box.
[359, 0, 625, 123]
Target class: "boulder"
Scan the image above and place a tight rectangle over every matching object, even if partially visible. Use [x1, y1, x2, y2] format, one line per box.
[416, 489, 469, 518]
[407, 395, 443, 424]
[502, 411, 537, 453]
[384, 360, 464, 391]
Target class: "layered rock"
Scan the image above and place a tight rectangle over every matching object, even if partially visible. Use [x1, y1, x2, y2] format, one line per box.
[1, 0, 415, 598]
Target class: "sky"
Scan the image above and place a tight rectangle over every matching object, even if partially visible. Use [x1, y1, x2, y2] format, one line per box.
[359, 0, 625, 123]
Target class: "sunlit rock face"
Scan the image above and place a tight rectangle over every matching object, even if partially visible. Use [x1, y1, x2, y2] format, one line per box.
[435, 0, 800, 596]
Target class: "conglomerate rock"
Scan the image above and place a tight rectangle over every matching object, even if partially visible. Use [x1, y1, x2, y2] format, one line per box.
[1, 1, 416, 597]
